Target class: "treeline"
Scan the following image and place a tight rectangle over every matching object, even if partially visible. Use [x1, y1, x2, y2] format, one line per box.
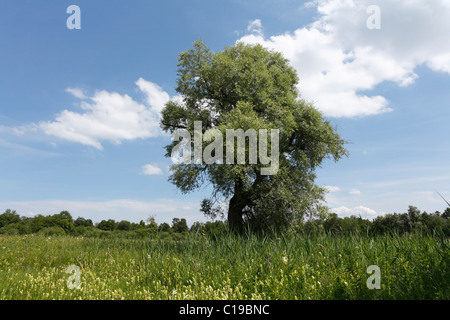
[0, 209, 226, 240]
[0, 205, 448, 239]
[295, 206, 450, 236]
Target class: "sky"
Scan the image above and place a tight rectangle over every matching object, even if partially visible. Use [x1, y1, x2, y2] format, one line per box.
[0, 0, 449, 225]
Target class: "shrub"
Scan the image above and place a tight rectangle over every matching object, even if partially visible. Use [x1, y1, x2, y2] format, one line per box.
[38, 226, 67, 236]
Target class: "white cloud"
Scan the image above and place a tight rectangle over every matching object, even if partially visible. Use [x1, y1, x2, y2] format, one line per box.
[238, 0, 450, 118]
[324, 185, 341, 193]
[142, 163, 163, 176]
[136, 78, 170, 116]
[247, 19, 263, 36]
[332, 205, 379, 219]
[349, 188, 361, 195]
[40, 79, 170, 150]
[66, 88, 87, 100]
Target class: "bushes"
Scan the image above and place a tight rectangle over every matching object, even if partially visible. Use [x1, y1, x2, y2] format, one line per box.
[0, 205, 447, 239]
[38, 226, 67, 236]
[294, 206, 449, 236]
[0, 209, 21, 228]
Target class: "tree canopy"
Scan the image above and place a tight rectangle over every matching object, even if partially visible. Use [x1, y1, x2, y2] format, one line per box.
[161, 40, 348, 233]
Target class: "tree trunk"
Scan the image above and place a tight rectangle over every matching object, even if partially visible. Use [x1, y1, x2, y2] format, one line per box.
[227, 179, 246, 233]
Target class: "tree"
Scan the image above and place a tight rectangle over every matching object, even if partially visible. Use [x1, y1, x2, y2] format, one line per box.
[172, 218, 189, 233]
[190, 221, 203, 233]
[97, 219, 117, 231]
[0, 209, 21, 228]
[117, 220, 131, 231]
[161, 40, 347, 233]
[158, 222, 171, 233]
[146, 216, 158, 233]
[74, 217, 93, 227]
[58, 210, 73, 223]
[442, 207, 450, 220]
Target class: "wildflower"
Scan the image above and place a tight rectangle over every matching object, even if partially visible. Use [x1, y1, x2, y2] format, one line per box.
[282, 256, 288, 265]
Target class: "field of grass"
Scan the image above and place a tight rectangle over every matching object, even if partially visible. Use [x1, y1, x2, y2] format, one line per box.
[0, 232, 448, 300]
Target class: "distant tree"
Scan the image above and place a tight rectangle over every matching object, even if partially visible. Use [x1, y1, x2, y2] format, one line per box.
[51, 212, 74, 233]
[158, 222, 171, 233]
[117, 220, 131, 231]
[58, 211, 73, 223]
[323, 213, 343, 234]
[423, 214, 447, 234]
[442, 208, 450, 220]
[407, 206, 420, 226]
[300, 218, 324, 235]
[172, 218, 189, 233]
[74, 217, 93, 227]
[146, 216, 158, 233]
[190, 221, 203, 233]
[97, 219, 117, 231]
[0, 209, 21, 228]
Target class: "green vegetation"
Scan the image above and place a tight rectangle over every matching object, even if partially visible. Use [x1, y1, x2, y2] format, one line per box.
[161, 40, 347, 233]
[0, 206, 448, 239]
[0, 206, 448, 300]
[0, 231, 447, 300]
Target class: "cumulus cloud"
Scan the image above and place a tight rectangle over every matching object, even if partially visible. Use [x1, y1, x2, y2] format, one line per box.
[349, 188, 361, 195]
[142, 163, 164, 176]
[332, 205, 379, 219]
[238, 0, 450, 118]
[40, 79, 170, 150]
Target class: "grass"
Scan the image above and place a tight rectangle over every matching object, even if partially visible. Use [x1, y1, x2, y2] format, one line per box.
[0, 232, 448, 300]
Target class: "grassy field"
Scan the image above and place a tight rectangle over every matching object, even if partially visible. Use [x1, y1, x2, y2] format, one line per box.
[0, 232, 448, 300]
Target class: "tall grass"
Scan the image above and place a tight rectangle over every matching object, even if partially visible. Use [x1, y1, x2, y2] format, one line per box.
[0, 232, 448, 300]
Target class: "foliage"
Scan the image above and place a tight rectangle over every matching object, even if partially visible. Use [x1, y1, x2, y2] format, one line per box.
[0, 205, 448, 240]
[74, 217, 93, 228]
[0, 209, 21, 228]
[293, 206, 449, 237]
[161, 40, 348, 233]
[97, 219, 117, 231]
[171, 218, 189, 234]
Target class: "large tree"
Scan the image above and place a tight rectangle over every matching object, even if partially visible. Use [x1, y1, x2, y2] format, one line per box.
[161, 40, 348, 233]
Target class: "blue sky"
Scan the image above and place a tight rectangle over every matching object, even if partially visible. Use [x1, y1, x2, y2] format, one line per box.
[1, 0, 449, 225]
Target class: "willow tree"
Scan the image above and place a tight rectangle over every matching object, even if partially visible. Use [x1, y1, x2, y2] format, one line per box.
[161, 40, 347, 233]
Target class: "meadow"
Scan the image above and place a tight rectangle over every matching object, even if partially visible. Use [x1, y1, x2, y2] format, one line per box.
[0, 231, 448, 300]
